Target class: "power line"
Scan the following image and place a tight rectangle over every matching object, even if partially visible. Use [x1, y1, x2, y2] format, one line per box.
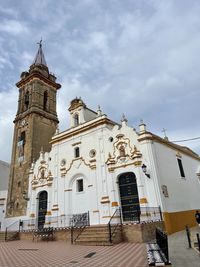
[172, 136, 200, 143]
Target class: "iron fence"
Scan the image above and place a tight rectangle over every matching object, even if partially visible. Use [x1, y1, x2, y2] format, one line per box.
[5, 220, 21, 241]
[71, 211, 90, 244]
[20, 212, 90, 232]
[155, 227, 169, 263]
[121, 206, 162, 223]
[20, 214, 72, 231]
[108, 207, 122, 243]
[15, 206, 162, 232]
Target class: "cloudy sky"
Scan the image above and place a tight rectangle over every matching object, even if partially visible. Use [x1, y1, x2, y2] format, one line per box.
[0, 0, 200, 163]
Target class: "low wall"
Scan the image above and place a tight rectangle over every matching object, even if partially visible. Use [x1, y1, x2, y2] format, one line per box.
[20, 228, 71, 242]
[122, 221, 165, 243]
[19, 221, 164, 243]
[163, 210, 197, 234]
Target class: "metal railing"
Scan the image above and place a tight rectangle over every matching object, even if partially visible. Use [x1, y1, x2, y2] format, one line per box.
[108, 208, 122, 243]
[11, 206, 162, 233]
[121, 206, 162, 223]
[20, 214, 72, 231]
[155, 227, 169, 263]
[5, 220, 21, 241]
[71, 211, 90, 244]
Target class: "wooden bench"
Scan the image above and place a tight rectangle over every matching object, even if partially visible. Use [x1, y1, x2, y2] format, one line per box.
[32, 227, 54, 242]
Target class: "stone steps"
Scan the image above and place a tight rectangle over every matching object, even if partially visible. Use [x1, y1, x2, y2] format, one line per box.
[0, 231, 19, 242]
[74, 225, 122, 246]
[0, 232, 6, 242]
[80, 232, 109, 237]
[76, 236, 110, 241]
[75, 240, 113, 246]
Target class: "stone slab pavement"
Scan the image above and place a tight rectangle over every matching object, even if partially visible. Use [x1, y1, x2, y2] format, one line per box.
[168, 226, 200, 267]
[0, 241, 148, 267]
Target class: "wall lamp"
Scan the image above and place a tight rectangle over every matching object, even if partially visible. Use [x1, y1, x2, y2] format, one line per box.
[141, 164, 151, 178]
[22, 191, 30, 201]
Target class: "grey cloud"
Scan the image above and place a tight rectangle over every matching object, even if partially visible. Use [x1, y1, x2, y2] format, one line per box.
[1, 0, 200, 162]
[0, 19, 28, 35]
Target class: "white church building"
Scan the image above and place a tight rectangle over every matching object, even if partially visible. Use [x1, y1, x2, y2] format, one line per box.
[3, 43, 200, 235]
[24, 98, 200, 234]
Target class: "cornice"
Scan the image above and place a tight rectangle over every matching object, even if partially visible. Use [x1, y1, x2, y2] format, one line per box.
[51, 117, 116, 144]
[14, 108, 59, 123]
[60, 156, 96, 177]
[16, 72, 61, 90]
[138, 132, 200, 161]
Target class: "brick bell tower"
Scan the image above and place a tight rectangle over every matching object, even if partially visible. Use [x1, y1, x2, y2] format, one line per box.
[6, 41, 61, 217]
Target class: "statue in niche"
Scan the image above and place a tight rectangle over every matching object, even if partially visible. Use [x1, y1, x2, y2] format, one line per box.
[119, 145, 125, 157]
[40, 168, 45, 179]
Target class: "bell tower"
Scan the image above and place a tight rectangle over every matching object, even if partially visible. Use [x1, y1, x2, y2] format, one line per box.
[6, 41, 61, 217]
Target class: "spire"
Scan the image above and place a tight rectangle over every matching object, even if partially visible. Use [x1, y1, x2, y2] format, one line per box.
[32, 39, 47, 66]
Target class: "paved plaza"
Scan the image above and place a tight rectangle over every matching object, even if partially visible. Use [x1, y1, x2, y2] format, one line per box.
[0, 241, 148, 267]
[1, 227, 200, 267]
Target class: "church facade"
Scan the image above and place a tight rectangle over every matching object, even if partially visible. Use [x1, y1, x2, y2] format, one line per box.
[26, 98, 200, 234]
[4, 44, 200, 234]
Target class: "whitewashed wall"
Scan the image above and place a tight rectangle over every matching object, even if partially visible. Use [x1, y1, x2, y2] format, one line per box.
[152, 142, 200, 212]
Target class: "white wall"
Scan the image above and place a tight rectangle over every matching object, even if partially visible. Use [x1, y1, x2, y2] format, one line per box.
[153, 142, 200, 212]
[0, 160, 9, 230]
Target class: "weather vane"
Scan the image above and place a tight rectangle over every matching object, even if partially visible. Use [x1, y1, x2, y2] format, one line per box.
[37, 38, 42, 47]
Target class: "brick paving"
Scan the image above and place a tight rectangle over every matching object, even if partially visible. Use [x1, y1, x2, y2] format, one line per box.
[0, 241, 148, 267]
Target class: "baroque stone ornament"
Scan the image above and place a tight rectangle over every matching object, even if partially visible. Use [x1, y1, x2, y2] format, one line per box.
[31, 159, 53, 189]
[105, 134, 142, 171]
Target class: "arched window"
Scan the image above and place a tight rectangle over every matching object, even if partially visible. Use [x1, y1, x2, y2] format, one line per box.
[74, 147, 80, 158]
[43, 91, 48, 110]
[77, 179, 84, 192]
[18, 131, 26, 161]
[74, 113, 79, 126]
[24, 91, 29, 109]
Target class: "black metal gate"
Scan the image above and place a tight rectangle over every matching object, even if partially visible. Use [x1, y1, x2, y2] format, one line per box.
[38, 191, 48, 229]
[118, 172, 140, 221]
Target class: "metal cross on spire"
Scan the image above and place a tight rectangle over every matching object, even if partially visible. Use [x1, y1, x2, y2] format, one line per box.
[37, 39, 42, 48]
